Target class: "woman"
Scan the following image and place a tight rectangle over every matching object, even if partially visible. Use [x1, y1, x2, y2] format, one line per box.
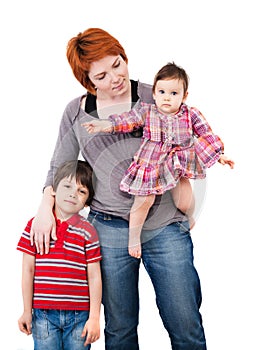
[31, 27, 207, 350]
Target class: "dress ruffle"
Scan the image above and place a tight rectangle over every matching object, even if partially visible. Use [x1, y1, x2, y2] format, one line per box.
[120, 137, 221, 196]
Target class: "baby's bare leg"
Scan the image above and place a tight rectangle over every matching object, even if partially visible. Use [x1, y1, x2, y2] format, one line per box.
[171, 178, 195, 229]
[129, 194, 155, 258]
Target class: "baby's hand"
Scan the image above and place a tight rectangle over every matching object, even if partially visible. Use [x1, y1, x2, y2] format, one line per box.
[82, 120, 113, 133]
[218, 154, 235, 169]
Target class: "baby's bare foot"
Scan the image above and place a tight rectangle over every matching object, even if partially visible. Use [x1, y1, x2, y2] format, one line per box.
[128, 244, 141, 259]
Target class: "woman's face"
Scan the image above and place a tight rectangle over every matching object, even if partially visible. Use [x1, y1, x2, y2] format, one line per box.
[88, 55, 129, 98]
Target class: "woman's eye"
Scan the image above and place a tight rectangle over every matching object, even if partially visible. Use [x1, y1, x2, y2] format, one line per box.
[97, 74, 105, 80]
[114, 61, 120, 68]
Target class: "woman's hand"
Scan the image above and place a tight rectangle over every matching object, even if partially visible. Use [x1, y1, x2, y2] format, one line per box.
[82, 120, 113, 133]
[30, 186, 56, 254]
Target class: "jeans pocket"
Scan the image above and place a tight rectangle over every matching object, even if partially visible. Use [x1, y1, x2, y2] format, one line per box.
[32, 309, 49, 340]
[176, 220, 190, 235]
[72, 311, 89, 341]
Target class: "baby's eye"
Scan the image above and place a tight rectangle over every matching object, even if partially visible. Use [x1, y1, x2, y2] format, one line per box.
[171, 91, 177, 96]
[159, 90, 165, 94]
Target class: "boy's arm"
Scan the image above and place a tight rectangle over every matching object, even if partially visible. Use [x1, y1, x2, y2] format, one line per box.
[81, 261, 102, 346]
[18, 253, 35, 335]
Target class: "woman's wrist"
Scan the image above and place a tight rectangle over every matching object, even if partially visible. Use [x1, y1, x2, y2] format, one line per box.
[40, 186, 55, 210]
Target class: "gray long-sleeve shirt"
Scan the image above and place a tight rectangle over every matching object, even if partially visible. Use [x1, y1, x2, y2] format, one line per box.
[45, 81, 185, 230]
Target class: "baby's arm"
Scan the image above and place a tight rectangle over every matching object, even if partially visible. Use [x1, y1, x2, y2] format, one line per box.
[191, 107, 225, 168]
[218, 154, 235, 169]
[82, 105, 146, 134]
[82, 120, 113, 134]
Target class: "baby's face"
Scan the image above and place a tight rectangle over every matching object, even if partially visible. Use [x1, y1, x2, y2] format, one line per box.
[153, 78, 187, 115]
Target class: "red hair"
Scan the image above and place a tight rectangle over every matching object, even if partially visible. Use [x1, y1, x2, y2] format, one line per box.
[66, 28, 128, 95]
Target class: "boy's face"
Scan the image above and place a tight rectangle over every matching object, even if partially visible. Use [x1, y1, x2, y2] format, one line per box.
[153, 78, 188, 115]
[53, 176, 89, 220]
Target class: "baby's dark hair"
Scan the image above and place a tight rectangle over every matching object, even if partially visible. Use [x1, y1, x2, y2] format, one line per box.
[152, 62, 189, 94]
[53, 160, 94, 206]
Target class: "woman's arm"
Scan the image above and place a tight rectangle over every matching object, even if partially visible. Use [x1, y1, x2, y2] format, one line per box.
[81, 262, 102, 346]
[31, 99, 81, 254]
[18, 253, 35, 335]
[30, 186, 56, 255]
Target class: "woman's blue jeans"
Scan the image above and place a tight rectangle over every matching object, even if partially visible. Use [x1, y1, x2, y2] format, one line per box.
[32, 309, 90, 350]
[88, 210, 206, 350]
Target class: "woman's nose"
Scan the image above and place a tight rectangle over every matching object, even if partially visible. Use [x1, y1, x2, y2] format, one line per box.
[109, 71, 119, 83]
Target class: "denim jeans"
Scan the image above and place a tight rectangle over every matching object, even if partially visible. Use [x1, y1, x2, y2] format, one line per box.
[88, 210, 206, 350]
[32, 309, 90, 350]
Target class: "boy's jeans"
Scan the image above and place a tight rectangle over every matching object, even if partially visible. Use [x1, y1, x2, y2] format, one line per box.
[32, 309, 90, 350]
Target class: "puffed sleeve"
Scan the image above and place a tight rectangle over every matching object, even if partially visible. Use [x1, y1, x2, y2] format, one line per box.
[108, 103, 148, 133]
[191, 107, 224, 168]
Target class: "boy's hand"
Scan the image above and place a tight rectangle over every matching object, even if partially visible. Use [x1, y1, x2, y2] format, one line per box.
[18, 312, 32, 335]
[81, 317, 100, 346]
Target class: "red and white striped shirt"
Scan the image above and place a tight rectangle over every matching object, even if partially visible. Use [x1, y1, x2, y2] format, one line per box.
[17, 214, 101, 311]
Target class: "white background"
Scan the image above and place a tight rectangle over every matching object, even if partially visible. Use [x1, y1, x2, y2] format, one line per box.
[0, 1, 260, 349]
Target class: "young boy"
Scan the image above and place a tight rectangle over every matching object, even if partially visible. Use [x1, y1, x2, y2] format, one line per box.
[17, 160, 102, 350]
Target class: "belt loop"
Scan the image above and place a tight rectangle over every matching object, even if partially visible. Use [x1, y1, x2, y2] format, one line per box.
[104, 214, 112, 221]
[90, 209, 113, 221]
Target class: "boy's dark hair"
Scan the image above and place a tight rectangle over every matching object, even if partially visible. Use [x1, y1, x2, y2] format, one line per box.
[153, 62, 189, 94]
[53, 160, 94, 206]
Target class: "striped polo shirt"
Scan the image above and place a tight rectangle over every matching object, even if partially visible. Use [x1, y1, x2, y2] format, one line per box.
[17, 213, 101, 310]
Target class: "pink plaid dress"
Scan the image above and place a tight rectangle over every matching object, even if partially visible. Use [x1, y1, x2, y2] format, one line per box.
[109, 102, 224, 196]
